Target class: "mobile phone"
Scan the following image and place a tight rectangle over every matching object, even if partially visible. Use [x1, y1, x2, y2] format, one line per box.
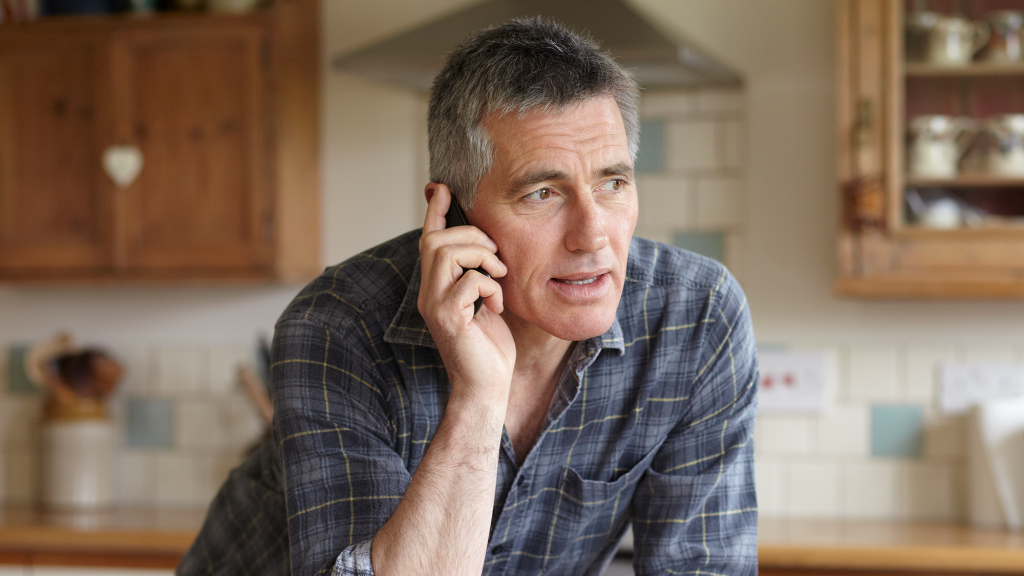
[444, 197, 490, 314]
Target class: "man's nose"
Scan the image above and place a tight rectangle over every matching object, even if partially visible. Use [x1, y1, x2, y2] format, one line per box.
[565, 194, 609, 253]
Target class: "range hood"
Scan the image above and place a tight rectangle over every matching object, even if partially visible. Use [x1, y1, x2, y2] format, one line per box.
[333, 0, 742, 92]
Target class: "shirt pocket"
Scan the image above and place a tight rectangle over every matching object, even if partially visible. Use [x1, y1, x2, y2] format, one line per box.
[543, 446, 660, 572]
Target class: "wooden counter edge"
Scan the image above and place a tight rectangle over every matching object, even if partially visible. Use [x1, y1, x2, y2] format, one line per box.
[759, 544, 1024, 574]
[0, 525, 196, 555]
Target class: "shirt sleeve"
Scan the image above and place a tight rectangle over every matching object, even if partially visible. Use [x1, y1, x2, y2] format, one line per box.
[272, 317, 410, 576]
[630, 270, 759, 575]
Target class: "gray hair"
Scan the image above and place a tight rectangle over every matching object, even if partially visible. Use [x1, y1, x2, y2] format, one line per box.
[427, 17, 640, 209]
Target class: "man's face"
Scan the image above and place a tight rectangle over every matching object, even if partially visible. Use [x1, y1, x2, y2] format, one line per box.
[468, 96, 638, 343]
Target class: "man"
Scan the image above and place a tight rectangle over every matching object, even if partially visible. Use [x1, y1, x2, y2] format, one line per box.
[180, 17, 758, 576]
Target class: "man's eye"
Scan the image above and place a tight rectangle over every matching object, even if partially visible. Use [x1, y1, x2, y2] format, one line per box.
[600, 179, 625, 191]
[525, 188, 552, 200]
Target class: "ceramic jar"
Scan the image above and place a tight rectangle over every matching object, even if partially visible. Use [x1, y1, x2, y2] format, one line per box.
[41, 399, 115, 511]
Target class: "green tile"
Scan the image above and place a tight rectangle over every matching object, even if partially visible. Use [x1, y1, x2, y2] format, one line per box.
[636, 119, 664, 173]
[871, 404, 924, 459]
[673, 231, 726, 263]
[127, 397, 175, 449]
[8, 345, 43, 395]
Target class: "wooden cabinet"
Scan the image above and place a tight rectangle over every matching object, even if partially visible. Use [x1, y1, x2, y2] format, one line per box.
[836, 0, 1024, 298]
[0, 5, 318, 283]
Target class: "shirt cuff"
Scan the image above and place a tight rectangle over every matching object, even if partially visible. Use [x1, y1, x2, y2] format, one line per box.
[331, 538, 375, 576]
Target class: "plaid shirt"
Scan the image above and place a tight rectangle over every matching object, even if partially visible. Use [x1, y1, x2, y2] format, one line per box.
[179, 229, 758, 576]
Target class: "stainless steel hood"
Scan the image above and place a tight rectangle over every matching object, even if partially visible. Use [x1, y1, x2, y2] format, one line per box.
[333, 0, 742, 92]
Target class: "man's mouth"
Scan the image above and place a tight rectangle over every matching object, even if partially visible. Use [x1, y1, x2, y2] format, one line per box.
[557, 277, 599, 285]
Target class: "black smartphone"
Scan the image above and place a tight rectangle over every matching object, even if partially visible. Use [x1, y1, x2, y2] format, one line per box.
[444, 197, 490, 314]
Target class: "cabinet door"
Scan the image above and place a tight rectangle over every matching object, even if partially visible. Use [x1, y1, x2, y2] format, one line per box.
[114, 22, 272, 276]
[0, 26, 113, 276]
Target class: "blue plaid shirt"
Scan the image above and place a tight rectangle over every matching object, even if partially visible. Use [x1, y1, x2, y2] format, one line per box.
[180, 229, 758, 576]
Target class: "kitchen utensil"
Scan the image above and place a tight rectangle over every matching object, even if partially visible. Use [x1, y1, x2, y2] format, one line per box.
[921, 197, 962, 228]
[907, 115, 975, 179]
[980, 114, 1024, 177]
[925, 14, 990, 65]
[969, 397, 1024, 530]
[980, 11, 1024, 63]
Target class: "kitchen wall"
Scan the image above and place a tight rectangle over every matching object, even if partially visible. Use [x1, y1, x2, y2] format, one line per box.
[3, 0, 1024, 521]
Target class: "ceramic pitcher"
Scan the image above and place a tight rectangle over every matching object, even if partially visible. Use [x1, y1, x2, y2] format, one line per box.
[907, 115, 975, 179]
[927, 15, 990, 65]
[981, 114, 1024, 177]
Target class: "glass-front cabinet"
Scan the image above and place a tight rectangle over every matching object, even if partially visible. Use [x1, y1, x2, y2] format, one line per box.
[837, 0, 1024, 297]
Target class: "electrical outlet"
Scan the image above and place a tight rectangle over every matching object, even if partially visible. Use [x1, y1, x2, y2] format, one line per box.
[938, 362, 1024, 414]
[757, 350, 829, 413]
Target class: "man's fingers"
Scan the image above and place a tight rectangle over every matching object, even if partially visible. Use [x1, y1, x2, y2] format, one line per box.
[423, 183, 451, 234]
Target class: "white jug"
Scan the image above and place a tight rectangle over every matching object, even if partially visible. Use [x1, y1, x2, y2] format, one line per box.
[907, 115, 974, 179]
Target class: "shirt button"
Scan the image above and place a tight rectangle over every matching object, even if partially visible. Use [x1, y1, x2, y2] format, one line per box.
[491, 544, 504, 555]
[516, 476, 525, 487]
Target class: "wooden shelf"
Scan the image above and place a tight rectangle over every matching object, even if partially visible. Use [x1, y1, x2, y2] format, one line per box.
[905, 176, 1024, 188]
[835, 276, 1024, 299]
[905, 61, 1024, 77]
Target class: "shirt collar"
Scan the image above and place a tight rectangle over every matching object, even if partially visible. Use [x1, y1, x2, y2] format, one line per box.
[383, 257, 627, 358]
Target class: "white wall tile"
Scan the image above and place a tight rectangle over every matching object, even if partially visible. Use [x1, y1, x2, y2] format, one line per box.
[846, 345, 900, 402]
[154, 453, 198, 507]
[154, 346, 203, 396]
[666, 120, 718, 172]
[755, 457, 786, 516]
[696, 89, 744, 113]
[4, 448, 36, 504]
[842, 460, 899, 519]
[116, 450, 156, 505]
[722, 119, 744, 170]
[0, 566, 29, 576]
[0, 396, 41, 450]
[905, 461, 955, 521]
[641, 91, 697, 117]
[637, 175, 693, 229]
[176, 400, 228, 451]
[962, 344, 1015, 364]
[115, 345, 155, 396]
[756, 416, 812, 455]
[905, 345, 956, 402]
[228, 401, 270, 450]
[724, 232, 746, 281]
[787, 460, 840, 517]
[193, 454, 223, 508]
[814, 403, 869, 456]
[695, 176, 741, 229]
[1014, 344, 1024, 362]
[207, 344, 255, 397]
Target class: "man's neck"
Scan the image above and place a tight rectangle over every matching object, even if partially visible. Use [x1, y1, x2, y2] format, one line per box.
[501, 309, 574, 384]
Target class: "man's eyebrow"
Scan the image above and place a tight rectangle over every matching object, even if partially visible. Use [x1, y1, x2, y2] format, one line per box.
[504, 162, 635, 197]
[505, 170, 569, 197]
[600, 162, 634, 180]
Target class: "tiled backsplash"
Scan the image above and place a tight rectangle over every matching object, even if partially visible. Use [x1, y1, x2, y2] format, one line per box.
[755, 341, 1024, 521]
[0, 342, 266, 508]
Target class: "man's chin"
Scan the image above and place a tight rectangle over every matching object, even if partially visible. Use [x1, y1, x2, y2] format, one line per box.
[540, 311, 617, 342]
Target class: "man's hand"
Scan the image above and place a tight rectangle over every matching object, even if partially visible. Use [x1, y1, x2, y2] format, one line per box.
[417, 183, 515, 413]
[372, 185, 517, 576]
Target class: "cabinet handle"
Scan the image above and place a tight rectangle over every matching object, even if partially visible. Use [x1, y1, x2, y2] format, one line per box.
[855, 98, 874, 147]
[101, 145, 144, 189]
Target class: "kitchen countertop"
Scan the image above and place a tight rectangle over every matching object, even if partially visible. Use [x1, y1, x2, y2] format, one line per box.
[0, 506, 204, 568]
[759, 518, 1024, 573]
[1, 507, 1023, 572]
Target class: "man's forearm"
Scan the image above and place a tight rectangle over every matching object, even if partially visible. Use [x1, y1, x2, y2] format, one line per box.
[371, 398, 505, 575]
